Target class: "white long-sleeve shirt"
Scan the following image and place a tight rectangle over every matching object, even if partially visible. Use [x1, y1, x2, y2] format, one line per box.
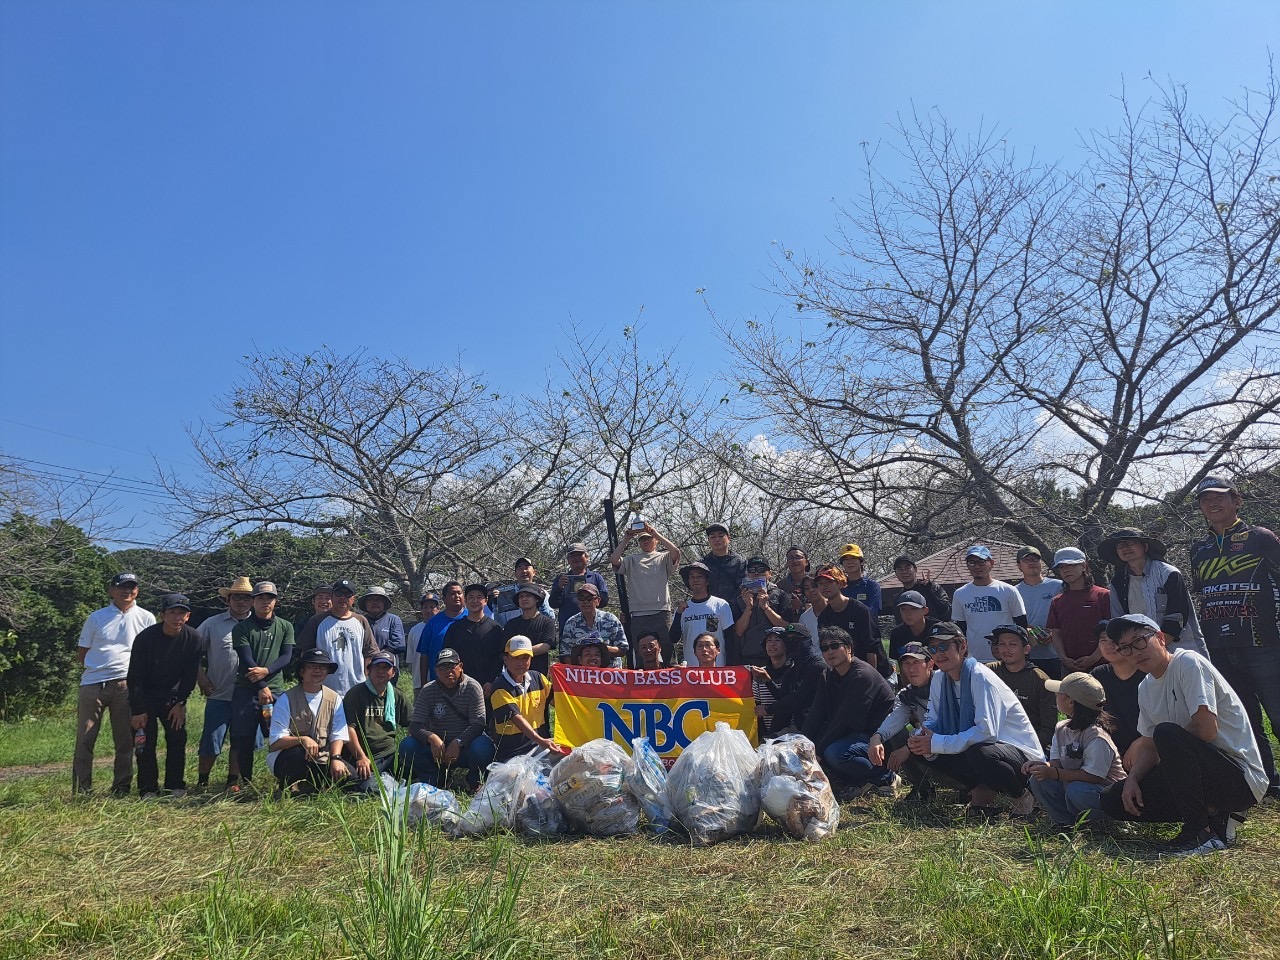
[923, 661, 1043, 762]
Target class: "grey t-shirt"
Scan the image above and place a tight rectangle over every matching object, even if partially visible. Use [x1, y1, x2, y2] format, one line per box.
[196, 610, 247, 702]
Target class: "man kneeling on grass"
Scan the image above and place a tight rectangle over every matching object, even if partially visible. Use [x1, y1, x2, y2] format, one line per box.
[343, 651, 413, 789]
[401, 647, 495, 791]
[909, 622, 1043, 820]
[1098, 614, 1268, 856]
[490, 636, 562, 761]
[266, 649, 358, 795]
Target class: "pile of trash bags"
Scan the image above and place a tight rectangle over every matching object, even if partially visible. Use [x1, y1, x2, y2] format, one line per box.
[387, 726, 840, 844]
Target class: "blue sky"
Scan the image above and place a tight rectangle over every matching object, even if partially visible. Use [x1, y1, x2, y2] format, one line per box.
[2, 2, 1277, 546]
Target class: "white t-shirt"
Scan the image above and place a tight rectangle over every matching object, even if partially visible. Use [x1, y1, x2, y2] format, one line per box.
[1015, 578, 1062, 629]
[1137, 649, 1268, 802]
[315, 615, 367, 695]
[266, 689, 349, 773]
[79, 603, 156, 685]
[952, 581, 1027, 661]
[675, 596, 734, 666]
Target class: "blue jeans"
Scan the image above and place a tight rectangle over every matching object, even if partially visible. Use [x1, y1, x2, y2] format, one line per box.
[822, 734, 895, 789]
[199, 697, 262, 757]
[1028, 776, 1108, 826]
[398, 734, 496, 788]
[1211, 645, 1280, 784]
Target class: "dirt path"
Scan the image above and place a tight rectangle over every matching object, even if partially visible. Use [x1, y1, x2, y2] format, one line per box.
[0, 758, 103, 783]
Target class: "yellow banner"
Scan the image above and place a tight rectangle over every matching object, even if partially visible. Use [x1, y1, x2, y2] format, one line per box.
[551, 664, 757, 759]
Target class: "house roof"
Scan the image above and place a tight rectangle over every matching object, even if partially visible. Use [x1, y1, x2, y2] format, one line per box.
[878, 539, 1033, 591]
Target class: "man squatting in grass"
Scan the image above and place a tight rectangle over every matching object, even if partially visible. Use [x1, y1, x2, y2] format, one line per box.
[266, 649, 357, 794]
[1099, 613, 1268, 855]
[342, 650, 413, 788]
[908, 621, 1043, 819]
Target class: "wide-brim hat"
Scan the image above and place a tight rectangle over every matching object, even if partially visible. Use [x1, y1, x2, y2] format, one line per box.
[679, 561, 711, 584]
[516, 582, 547, 602]
[358, 585, 391, 611]
[218, 576, 255, 598]
[1097, 528, 1167, 565]
[569, 639, 610, 664]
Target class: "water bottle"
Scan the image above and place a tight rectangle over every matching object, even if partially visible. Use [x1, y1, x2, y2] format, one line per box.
[133, 728, 146, 757]
[260, 700, 273, 723]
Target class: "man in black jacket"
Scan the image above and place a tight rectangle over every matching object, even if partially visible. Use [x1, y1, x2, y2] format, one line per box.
[127, 593, 201, 798]
[802, 626, 897, 798]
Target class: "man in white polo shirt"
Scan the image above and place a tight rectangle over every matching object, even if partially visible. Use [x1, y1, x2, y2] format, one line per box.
[74, 571, 156, 796]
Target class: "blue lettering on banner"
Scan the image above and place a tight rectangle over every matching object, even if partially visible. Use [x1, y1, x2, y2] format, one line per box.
[598, 700, 711, 751]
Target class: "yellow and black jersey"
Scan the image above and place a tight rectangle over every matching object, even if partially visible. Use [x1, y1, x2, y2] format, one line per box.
[490, 670, 552, 760]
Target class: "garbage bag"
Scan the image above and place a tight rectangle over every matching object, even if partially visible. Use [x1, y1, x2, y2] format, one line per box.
[450, 749, 565, 838]
[628, 736, 672, 833]
[665, 721, 761, 845]
[757, 734, 839, 841]
[386, 782, 462, 830]
[550, 739, 640, 836]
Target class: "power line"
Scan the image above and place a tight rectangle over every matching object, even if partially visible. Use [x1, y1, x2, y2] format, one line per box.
[3, 455, 171, 492]
[0, 417, 192, 466]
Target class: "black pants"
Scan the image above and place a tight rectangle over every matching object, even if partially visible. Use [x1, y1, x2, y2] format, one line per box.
[274, 746, 343, 790]
[229, 686, 271, 783]
[1100, 722, 1260, 829]
[927, 742, 1029, 797]
[135, 701, 187, 794]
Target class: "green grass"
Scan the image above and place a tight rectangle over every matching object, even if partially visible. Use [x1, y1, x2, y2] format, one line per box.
[3, 688, 1279, 959]
[0, 770, 1277, 960]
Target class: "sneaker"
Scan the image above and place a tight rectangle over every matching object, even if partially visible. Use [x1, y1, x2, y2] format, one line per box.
[140, 792, 158, 800]
[170, 789, 187, 800]
[1167, 826, 1226, 857]
[834, 782, 872, 803]
[1209, 811, 1247, 845]
[964, 804, 1002, 821]
[874, 772, 901, 798]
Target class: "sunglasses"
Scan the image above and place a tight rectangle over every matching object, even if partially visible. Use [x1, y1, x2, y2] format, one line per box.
[1114, 634, 1153, 656]
[925, 640, 957, 655]
[818, 642, 848, 652]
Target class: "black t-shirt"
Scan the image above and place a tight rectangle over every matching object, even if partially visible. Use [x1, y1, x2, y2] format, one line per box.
[887, 618, 937, 662]
[444, 617, 506, 691]
[503, 613, 558, 676]
[818, 600, 884, 672]
[1090, 663, 1145, 756]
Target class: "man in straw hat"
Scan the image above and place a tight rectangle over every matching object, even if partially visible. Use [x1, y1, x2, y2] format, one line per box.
[195, 575, 255, 789]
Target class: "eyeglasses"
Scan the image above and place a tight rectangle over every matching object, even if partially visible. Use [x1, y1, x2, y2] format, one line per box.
[818, 642, 848, 652]
[964, 557, 989, 565]
[1114, 633, 1154, 656]
[229, 593, 253, 601]
[925, 640, 956, 655]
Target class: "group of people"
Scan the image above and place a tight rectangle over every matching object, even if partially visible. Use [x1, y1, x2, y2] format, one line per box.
[71, 474, 1279, 854]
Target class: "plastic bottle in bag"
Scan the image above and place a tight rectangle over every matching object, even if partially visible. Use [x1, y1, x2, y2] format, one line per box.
[757, 734, 839, 841]
[628, 736, 672, 833]
[550, 739, 640, 836]
[665, 721, 761, 845]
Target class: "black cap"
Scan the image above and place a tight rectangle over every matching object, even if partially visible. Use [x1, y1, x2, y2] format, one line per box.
[745, 556, 772, 571]
[892, 555, 917, 570]
[330, 579, 357, 595]
[298, 648, 339, 674]
[516, 583, 546, 602]
[160, 593, 191, 612]
[986, 623, 1029, 644]
[1193, 475, 1239, 499]
[927, 621, 965, 641]
[110, 572, 140, 587]
[679, 561, 711, 584]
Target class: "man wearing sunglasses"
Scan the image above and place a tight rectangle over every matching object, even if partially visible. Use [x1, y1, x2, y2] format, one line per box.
[908, 621, 1043, 819]
[802, 626, 897, 800]
[1098, 613, 1267, 856]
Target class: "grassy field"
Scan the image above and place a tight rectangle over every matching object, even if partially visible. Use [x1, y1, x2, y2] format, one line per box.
[2, 695, 1279, 960]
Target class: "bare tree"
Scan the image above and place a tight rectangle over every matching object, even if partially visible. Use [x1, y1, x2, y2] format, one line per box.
[163, 348, 575, 598]
[721, 70, 1280, 558]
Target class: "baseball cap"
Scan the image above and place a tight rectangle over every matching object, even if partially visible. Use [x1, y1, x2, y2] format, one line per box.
[839, 543, 864, 559]
[419, 592, 440, 606]
[330, 579, 357, 594]
[1052, 547, 1087, 567]
[505, 635, 534, 658]
[745, 555, 772, 570]
[896, 590, 927, 609]
[704, 522, 730, 536]
[160, 593, 191, 611]
[965, 545, 993, 561]
[513, 556, 534, 567]
[1106, 613, 1161, 640]
[1015, 547, 1043, 562]
[765, 622, 812, 641]
[110, 572, 140, 587]
[369, 651, 397, 669]
[926, 621, 965, 641]
[987, 623, 1029, 644]
[899, 641, 930, 662]
[435, 647, 462, 666]
[1045, 672, 1107, 710]
[310, 583, 333, 597]
[575, 582, 600, 598]
[1193, 475, 1239, 499]
[814, 565, 848, 585]
[892, 555, 917, 569]
[565, 542, 588, 556]
[252, 581, 279, 598]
